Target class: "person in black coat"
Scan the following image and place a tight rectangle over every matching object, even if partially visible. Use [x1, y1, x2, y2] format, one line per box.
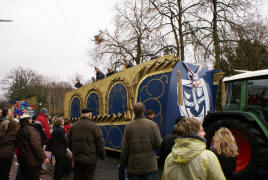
[74, 78, 83, 88]
[16, 114, 49, 180]
[210, 127, 238, 180]
[95, 67, 105, 80]
[50, 117, 70, 180]
[106, 68, 117, 77]
[16, 116, 47, 180]
[159, 116, 185, 166]
[259, 148, 268, 180]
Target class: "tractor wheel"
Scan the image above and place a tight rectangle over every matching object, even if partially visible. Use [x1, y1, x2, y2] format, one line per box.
[205, 118, 267, 180]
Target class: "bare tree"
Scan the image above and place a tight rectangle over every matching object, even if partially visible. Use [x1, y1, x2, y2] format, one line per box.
[149, 0, 259, 69]
[90, 0, 164, 69]
[149, 0, 212, 61]
[45, 81, 73, 115]
[192, 0, 257, 69]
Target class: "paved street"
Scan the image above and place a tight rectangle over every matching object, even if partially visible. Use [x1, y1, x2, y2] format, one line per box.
[10, 151, 163, 180]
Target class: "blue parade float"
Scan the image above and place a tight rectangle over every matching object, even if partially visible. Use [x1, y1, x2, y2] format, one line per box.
[64, 55, 218, 151]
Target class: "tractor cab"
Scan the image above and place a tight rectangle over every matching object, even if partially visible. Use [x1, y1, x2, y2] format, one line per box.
[223, 70, 268, 124]
[246, 78, 268, 123]
[203, 69, 268, 179]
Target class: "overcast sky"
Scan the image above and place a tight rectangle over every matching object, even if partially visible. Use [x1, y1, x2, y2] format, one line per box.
[0, 0, 268, 95]
[0, 0, 119, 85]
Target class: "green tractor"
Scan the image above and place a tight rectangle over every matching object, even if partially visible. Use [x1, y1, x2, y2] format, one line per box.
[204, 69, 268, 179]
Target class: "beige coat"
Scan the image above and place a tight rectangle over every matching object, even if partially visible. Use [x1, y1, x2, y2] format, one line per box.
[120, 116, 162, 174]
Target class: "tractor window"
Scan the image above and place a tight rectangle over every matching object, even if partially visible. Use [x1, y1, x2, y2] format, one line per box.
[224, 81, 242, 110]
[247, 79, 268, 108]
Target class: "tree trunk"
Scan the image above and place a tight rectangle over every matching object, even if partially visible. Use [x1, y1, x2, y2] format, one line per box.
[136, 36, 142, 64]
[177, 0, 184, 61]
[212, 0, 221, 69]
[170, 16, 180, 57]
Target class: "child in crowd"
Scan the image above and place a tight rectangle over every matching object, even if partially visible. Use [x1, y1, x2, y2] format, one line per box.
[210, 128, 238, 180]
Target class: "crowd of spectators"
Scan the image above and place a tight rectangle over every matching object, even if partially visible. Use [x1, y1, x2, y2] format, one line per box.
[1, 100, 267, 180]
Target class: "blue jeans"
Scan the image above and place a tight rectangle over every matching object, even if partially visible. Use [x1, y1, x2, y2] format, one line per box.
[128, 172, 155, 180]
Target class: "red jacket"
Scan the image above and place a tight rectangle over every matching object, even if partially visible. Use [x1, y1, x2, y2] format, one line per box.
[36, 113, 51, 139]
[64, 124, 71, 135]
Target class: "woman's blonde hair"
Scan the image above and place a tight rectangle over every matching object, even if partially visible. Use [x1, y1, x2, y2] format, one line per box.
[173, 117, 201, 136]
[212, 127, 238, 157]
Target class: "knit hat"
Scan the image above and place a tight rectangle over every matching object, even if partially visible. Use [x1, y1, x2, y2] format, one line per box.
[40, 108, 48, 114]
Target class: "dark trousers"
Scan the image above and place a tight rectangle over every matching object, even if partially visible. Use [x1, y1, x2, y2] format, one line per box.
[128, 172, 156, 180]
[73, 161, 96, 180]
[15, 165, 22, 180]
[0, 157, 13, 180]
[20, 165, 41, 180]
[54, 156, 66, 180]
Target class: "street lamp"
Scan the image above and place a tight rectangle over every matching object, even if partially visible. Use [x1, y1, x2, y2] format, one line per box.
[0, 19, 13, 22]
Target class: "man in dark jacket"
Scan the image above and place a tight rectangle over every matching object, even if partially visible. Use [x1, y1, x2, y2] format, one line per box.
[16, 114, 50, 180]
[123, 60, 134, 70]
[75, 78, 83, 88]
[95, 67, 105, 80]
[120, 102, 162, 180]
[159, 116, 185, 166]
[106, 68, 117, 77]
[67, 108, 105, 180]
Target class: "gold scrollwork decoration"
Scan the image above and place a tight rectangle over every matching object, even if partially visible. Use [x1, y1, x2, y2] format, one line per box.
[106, 126, 123, 149]
[143, 98, 163, 123]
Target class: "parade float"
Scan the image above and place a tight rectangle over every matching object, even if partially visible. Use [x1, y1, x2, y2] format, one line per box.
[64, 55, 268, 179]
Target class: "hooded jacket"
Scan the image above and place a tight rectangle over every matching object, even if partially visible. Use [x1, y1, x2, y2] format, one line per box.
[162, 137, 226, 180]
[36, 113, 50, 140]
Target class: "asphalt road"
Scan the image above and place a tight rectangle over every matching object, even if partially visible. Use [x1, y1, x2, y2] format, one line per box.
[10, 151, 163, 180]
